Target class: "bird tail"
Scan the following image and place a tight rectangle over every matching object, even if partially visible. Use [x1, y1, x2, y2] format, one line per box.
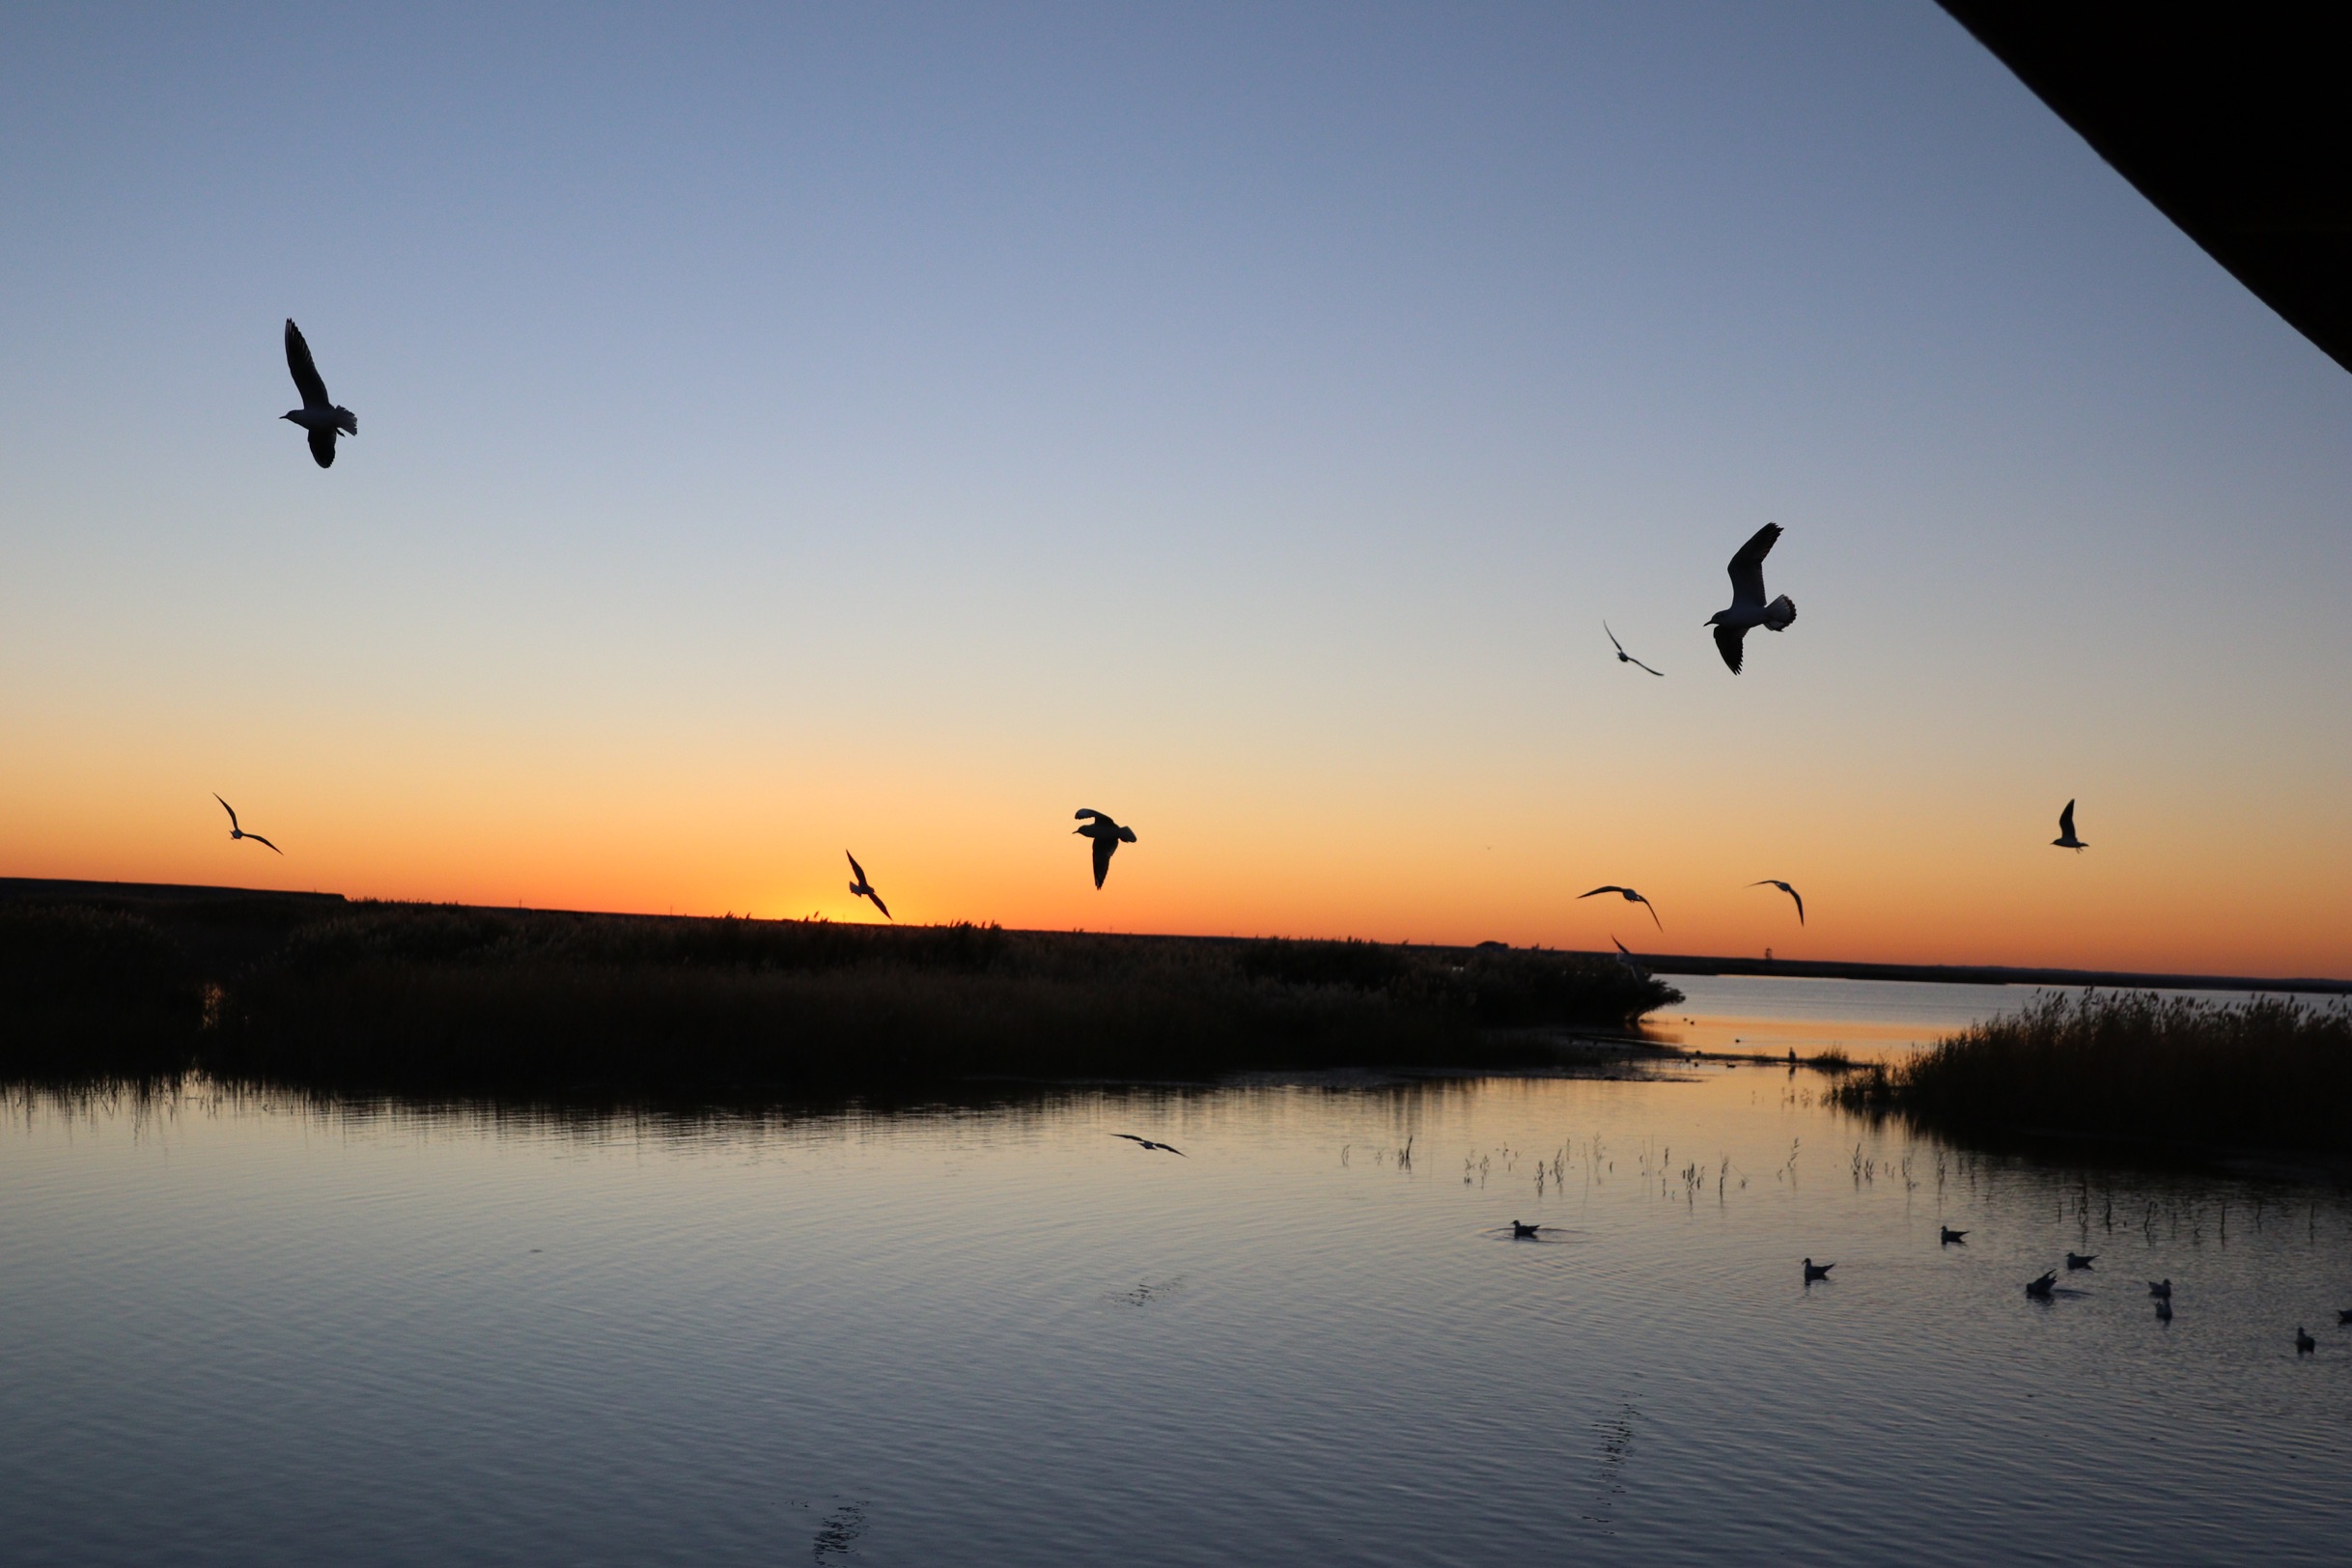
[1763, 594, 1795, 630]
[335, 407, 357, 436]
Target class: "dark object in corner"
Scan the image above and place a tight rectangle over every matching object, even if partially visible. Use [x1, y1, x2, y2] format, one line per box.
[1940, 3, 2352, 375]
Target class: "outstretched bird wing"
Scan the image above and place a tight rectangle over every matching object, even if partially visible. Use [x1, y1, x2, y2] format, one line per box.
[1605, 622, 1626, 656]
[285, 319, 330, 410]
[1726, 522, 1780, 608]
[1712, 623, 1747, 673]
[1788, 885, 1804, 924]
[307, 427, 338, 468]
[847, 851, 867, 884]
[1635, 894, 1662, 931]
[1092, 831, 1116, 887]
[1075, 807, 1106, 823]
[1579, 886, 1625, 899]
[243, 833, 284, 854]
[2058, 799, 2076, 838]
[868, 890, 891, 919]
[1630, 654, 1664, 676]
[1613, 937, 1634, 955]
[214, 794, 240, 833]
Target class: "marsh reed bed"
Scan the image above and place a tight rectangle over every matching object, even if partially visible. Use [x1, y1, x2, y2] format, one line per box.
[0, 898, 1678, 1096]
[1834, 989, 2352, 1155]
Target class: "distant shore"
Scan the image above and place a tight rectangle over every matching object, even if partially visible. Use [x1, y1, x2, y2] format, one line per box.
[7, 879, 2339, 996]
[0, 881, 1680, 1097]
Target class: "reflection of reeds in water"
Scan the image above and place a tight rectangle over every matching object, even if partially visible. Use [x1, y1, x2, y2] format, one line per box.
[0, 900, 1682, 1096]
[1834, 989, 2352, 1154]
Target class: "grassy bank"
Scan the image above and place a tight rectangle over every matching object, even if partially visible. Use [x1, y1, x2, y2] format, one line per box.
[0, 898, 1679, 1095]
[1833, 989, 2352, 1155]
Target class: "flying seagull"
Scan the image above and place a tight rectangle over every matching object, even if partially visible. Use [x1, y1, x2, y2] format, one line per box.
[845, 852, 891, 920]
[281, 319, 357, 468]
[1075, 808, 1136, 888]
[1611, 936, 1645, 976]
[2052, 798, 2087, 852]
[1802, 1258, 1834, 1282]
[213, 795, 283, 854]
[1750, 879, 1805, 925]
[1112, 1134, 1186, 1157]
[1706, 522, 1797, 674]
[1581, 885, 1661, 931]
[1604, 622, 1665, 677]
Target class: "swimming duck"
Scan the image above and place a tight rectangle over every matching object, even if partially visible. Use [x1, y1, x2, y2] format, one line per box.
[1510, 1221, 1542, 1239]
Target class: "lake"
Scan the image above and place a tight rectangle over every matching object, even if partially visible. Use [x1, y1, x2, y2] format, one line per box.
[4, 978, 2346, 1565]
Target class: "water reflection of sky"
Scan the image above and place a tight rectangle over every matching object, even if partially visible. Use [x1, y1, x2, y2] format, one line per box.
[3, 1057, 2347, 1565]
[1645, 974, 2269, 1057]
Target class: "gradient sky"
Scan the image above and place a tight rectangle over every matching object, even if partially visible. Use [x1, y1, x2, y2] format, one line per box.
[4, 3, 2348, 974]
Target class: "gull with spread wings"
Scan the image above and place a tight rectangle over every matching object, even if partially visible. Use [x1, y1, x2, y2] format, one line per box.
[280, 319, 357, 469]
[214, 795, 283, 854]
[2052, 799, 2087, 852]
[1075, 808, 1136, 888]
[1750, 879, 1805, 925]
[1112, 1134, 1186, 1157]
[1706, 522, 1797, 673]
[1604, 622, 1665, 677]
[845, 852, 891, 919]
[1581, 885, 1661, 930]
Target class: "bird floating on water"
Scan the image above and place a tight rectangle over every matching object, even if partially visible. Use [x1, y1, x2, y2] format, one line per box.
[2156, 1298, 2172, 1322]
[1604, 623, 1664, 677]
[281, 319, 356, 468]
[1074, 808, 1136, 889]
[1802, 1258, 1834, 1282]
[1940, 1226, 1968, 1245]
[845, 852, 891, 920]
[1706, 522, 1797, 674]
[2148, 1279, 2172, 1301]
[2296, 1326, 2316, 1355]
[1511, 1220, 1543, 1239]
[2026, 1271, 2058, 1299]
[1581, 885, 1661, 931]
[2337, 1307, 2352, 1326]
[1112, 1134, 1186, 1157]
[1750, 880, 1805, 925]
[213, 795, 282, 854]
[2066, 1252, 2097, 1270]
[2052, 799, 2087, 852]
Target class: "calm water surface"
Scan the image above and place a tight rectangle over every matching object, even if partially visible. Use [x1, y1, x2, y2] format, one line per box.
[5, 983, 2348, 1565]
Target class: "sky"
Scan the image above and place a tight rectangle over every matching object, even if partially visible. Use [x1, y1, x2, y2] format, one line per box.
[3, 2, 2348, 975]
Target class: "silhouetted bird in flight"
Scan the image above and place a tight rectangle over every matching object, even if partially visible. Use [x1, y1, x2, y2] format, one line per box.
[1112, 1134, 1185, 1157]
[1075, 808, 1135, 888]
[213, 795, 282, 854]
[845, 852, 890, 919]
[2296, 1326, 2316, 1354]
[1751, 879, 1805, 924]
[2066, 1251, 2097, 1271]
[1604, 622, 1664, 677]
[1611, 936, 1646, 975]
[281, 319, 357, 468]
[2052, 798, 2087, 852]
[1581, 885, 1660, 931]
[1706, 522, 1797, 673]
[2148, 1279, 2171, 1301]
[1940, 1226, 1968, 1245]
[2026, 1271, 2057, 1299]
[1802, 1258, 1834, 1282]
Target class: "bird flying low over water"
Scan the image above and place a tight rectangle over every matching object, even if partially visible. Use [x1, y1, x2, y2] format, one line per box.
[1074, 808, 1136, 888]
[1750, 880, 1805, 925]
[1604, 623, 1664, 677]
[281, 319, 357, 468]
[213, 795, 282, 854]
[845, 852, 890, 920]
[1581, 885, 1661, 931]
[1112, 1134, 1186, 1157]
[2052, 799, 2087, 852]
[1802, 1258, 1834, 1282]
[1707, 522, 1797, 674]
